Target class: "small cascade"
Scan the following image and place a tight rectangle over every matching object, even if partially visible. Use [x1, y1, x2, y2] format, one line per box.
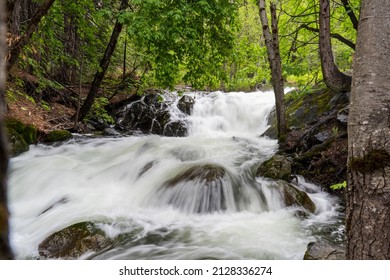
[8, 89, 343, 260]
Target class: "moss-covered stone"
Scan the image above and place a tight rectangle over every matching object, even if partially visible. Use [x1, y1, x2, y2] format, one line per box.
[256, 154, 292, 181]
[5, 118, 38, 156]
[38, 222, 111, 259]
[44, 129, 73, 143]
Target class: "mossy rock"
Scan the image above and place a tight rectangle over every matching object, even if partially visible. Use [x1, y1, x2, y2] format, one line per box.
[38, 222, 112, 259]
[269, 181, 316, 213]
[256, 154, 292, 181]
[44, 130, 73, 143]
[5, 118, 38, 156]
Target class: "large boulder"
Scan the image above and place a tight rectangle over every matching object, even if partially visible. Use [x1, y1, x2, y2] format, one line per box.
[256, 154, 292, 181]
[5, 118, 38, 156]
[157, 164, 236, 213]
[303, 241, 345, 260]
[38, 222, 111, 259]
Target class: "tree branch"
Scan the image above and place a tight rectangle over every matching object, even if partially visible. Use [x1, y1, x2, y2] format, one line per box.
[300, 24, 355, 50]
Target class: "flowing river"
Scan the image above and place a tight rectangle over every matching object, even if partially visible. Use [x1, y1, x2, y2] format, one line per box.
[8, 90, 344, 259]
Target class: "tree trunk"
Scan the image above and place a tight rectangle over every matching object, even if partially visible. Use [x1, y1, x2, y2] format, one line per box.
[76, 0, 128, 122]
[258, 0, 286, 141]
[0, 0, 13, 260]
[346, 0, 390, 259]
[6, 0, 55, 72]
[319, 0, 352, 92]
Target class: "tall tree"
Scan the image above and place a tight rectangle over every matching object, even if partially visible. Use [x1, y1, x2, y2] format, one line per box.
[346, 0, 390, 259]
[318, 0, 352, 91]
[258, 0, 286, 141]
[76, 0, 128, 122]
[6, 0, 55, 71]
[0, 0, 13, 260]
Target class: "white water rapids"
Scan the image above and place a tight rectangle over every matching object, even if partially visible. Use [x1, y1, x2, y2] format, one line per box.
[8, 90, 344, 259]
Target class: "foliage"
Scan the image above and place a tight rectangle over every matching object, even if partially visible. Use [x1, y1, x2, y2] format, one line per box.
[86, 97, 114, 125]
[8, 0, 360, 110]
[330, 181, 346, 190]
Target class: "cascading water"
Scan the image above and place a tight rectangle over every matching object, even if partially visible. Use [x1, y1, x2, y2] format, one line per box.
[8, 90, 344, 260]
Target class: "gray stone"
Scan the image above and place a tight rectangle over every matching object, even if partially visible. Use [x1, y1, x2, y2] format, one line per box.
[303, 242, 346, 260]
[256, 154, 292, 181]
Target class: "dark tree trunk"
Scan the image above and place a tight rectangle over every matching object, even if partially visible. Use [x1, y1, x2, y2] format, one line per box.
[258, 0, 286, 141]
[346, 0, 390, 259]
[319, 0, 352, 92]
[0, 0, 13, 260]
[76, 0, 128, 122]
[61, 0, 79, 84]
[341, 0, 359, 30]
[6, 0, 55, 72]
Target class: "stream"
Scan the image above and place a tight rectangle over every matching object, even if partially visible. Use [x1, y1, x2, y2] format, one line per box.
[8, 89, 344, 259]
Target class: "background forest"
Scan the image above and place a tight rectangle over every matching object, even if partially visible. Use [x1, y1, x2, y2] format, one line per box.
[3, 0, 358, 124]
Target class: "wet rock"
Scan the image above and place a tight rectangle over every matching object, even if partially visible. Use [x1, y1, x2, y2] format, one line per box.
[137, 161, 158, 178]
[303, 242, 345, 260]
[163, 120, 188, 137]
[267, 181, 316, 213]
[44, 129, 73, 143]
[38, 197, 69, 216]
[38, 222, 111, 259]
[177, 95, 195, 115]
[159, 164, 233, 213]
[114, 92, 187, 137]
[256, 154, 292, 181]
[5, 118, 38, 156]
[165, 164, 226, 186]
[102, 127, 121, 137]
[282, 182, 316, 213]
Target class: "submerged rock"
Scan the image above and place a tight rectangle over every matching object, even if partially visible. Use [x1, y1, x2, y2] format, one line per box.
[38, 222, 111, 259]
[165, 164, 226, 186]
[303, 242, 345, 260]
[158, 164, 235, 213]
[256, 154, 292, 181]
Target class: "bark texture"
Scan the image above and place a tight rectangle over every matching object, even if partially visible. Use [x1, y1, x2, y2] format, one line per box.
[319, 0, 352, 92]
[0, 0, 13, 260]
[77, 0, 128, 122]
[346, 0, 390, 259]
[258, 0, 286, 141]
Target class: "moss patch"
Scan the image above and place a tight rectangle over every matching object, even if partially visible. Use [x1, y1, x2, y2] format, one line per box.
[44, 130, 73, 143]
[349, 149, 390, 173]
[5, 118, 38, 156]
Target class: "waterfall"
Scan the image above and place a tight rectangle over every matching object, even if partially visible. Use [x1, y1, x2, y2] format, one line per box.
[8, 90, 343, 260]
